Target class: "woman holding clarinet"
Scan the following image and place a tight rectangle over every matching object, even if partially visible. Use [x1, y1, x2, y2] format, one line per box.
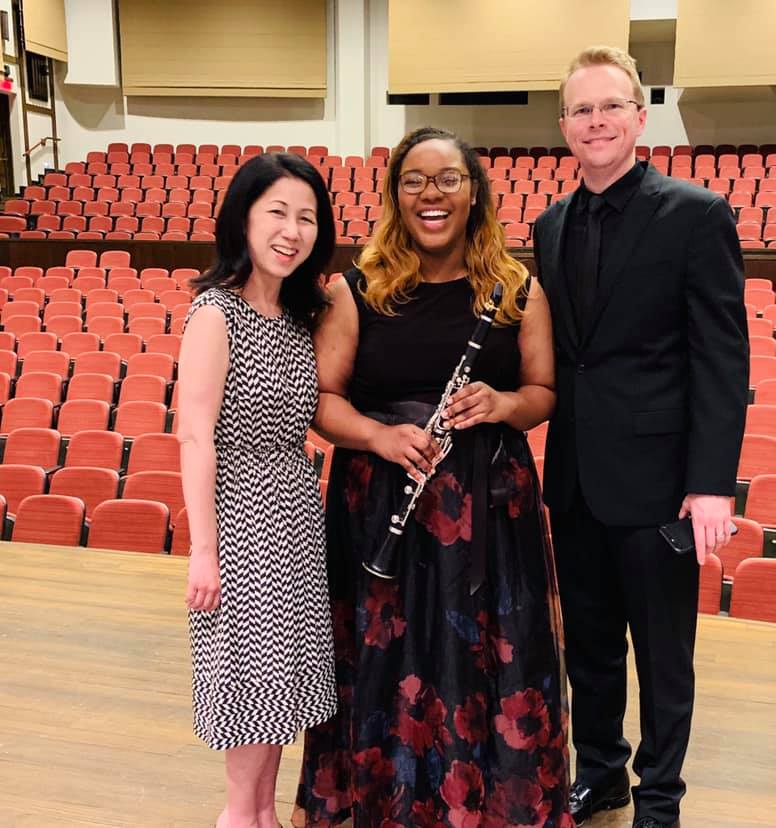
[295, 127, 572, 828]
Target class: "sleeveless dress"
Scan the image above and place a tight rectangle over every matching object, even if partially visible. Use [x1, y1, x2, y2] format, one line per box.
[186, 287, 336, 750]
[294, 270, 572, 826]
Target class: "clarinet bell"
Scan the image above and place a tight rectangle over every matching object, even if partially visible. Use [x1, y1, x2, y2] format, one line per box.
[362, 529, 401, 578]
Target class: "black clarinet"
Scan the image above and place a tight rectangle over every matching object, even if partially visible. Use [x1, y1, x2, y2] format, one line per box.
[363, 282, 504, 578]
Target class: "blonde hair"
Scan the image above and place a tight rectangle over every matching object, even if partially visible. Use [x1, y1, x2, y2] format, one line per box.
[560, 45, 645, 113]
[356, 127, 529, 326]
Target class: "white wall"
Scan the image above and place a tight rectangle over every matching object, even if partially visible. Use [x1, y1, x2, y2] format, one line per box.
[0, 0, 26, 191]
[63, 0, 119, 87]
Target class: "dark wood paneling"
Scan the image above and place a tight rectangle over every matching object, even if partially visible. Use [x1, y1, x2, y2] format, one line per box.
[1, 240, 774, 284]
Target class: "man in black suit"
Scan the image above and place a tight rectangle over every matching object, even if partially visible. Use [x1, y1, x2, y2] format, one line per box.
[533, 47, 749, 828]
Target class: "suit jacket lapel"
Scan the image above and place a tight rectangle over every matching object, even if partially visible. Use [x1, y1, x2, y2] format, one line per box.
[544, 196, 580, 351]
[581, 166, 664, 349]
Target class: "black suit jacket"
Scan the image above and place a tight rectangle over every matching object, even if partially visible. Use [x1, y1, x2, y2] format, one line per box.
[533, 164, 749, 525]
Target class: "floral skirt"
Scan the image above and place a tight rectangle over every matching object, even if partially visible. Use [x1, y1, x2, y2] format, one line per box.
[293, 412, 572, 828]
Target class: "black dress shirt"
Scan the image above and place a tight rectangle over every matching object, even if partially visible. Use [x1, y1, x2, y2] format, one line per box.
[564, 161, 647, 335]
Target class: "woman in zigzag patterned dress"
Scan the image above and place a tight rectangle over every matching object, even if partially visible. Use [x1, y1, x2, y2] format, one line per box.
[178, 153, 337, 828]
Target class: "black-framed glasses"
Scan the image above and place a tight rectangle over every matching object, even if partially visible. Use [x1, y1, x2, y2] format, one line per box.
[398, 169, 470, 194]
[562, 98, 642, 120]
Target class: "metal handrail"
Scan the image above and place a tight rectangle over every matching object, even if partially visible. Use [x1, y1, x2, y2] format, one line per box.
[23, 136, 61, 158]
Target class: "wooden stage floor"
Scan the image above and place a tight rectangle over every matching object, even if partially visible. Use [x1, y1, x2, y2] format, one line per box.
[1, 543, 774, 828]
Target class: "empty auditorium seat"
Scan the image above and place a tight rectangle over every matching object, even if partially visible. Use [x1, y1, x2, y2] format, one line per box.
[66, 372, 117, 405]
[122, 470, 184, 523]
[61, 332, 101, 359]
[126, 353, 174, 381]
[113, 401, 168, 437]
[12, 494, 86, 546]
[65, 429, 123, 470]
[73, 351, 123, 381]
[698, 552, 722, 614]
[126, 433, 181, 474]
[17, 332, 58, 359]
[729, 559, 776, 622]
[87, 498, 169, 553]
[170, 507, 190, 555]
[118, 374, 168, 406]
[21, 350, 70, 379]
[57, 399, 112, 436]
[718, 516, 764, 578]
[50, 466, 120, 519]
[3, 427, 61, 469]
[15, 372, 63, 404]
[0, 464, 46, 514]
[103, 333, 143, 361]
[0, 397, 54, 434]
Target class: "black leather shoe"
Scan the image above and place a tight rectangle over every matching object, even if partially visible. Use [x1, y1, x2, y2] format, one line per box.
[569, 770, 631, 826]
[633, 818, 680, 828]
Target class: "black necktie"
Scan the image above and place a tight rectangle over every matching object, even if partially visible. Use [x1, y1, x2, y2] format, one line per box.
[578, 194, 606, 335]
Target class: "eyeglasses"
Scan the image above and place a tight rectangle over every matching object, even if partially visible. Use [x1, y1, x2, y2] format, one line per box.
[562, 98, 642, 120]
[398, 169, 470, 195]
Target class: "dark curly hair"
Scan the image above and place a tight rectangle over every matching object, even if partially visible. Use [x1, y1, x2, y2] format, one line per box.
[191, 153, 334, 330]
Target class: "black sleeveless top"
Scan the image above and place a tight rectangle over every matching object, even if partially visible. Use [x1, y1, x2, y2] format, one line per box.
[344, 268, 523, 412]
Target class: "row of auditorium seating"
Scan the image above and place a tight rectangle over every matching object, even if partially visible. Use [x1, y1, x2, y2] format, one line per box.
[698, 553, 776, 622]
[4, 144, 776, 244]
[0, 490, 189, 554]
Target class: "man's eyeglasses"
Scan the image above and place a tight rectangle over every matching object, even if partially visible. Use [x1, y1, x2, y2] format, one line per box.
[562, 98, 642, 120]
[398, 169, 470, 195]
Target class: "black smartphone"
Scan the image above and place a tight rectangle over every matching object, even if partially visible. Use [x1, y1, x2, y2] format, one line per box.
[659, 517, 738, 555]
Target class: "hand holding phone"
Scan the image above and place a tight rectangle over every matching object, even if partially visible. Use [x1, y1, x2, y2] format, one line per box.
[659, 517, 738, 556]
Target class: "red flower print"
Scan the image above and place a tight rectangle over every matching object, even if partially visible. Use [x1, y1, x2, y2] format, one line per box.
[345, 453, 373, 512]
[364, 580, 407, 649]
[537, 730, 568, 790]
[558, 813, 576, 828]
[392, 677, 452, 756]
[494, 688, 551, 752]
[503, 458, 534, 518]
[471, 610, 514, 673]
[352, 747, 395, 807]
[440, 760, 484, 828]
[399, 673, 422, 705]
[482, 778, 552, 828]
[453, 692, 488, 745]
[410, 798, 446, 828]
[312, 750, 352, 815]
[415, 471, 472, 545]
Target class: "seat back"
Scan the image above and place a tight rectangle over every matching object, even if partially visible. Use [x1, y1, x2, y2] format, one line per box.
[13, 494, 85, 546]
[0, 464, 47, 513]
[126, 433, 180, 474]
[87, 498, 169, 553]
[122, 470, 184, 523]
[698, 552, 722, 614]
[0, 397, 54, 434]
[65, 429, 124, 470]
[50, 466, 120, 519]
[730, 558, 776, 622]
[113, 401, 168, 437]
[3, 427, 61, 467]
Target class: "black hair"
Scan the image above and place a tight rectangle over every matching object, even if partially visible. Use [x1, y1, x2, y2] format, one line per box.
[387, 126, 491, 240]
[191, 153, 334, 330]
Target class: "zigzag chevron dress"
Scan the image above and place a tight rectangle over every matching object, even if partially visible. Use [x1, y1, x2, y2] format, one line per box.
[186, 287, 336, 750]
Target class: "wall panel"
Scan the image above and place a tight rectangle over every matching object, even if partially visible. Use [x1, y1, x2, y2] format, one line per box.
[389, 0, 629, 93]
[119, 0, 326, 97]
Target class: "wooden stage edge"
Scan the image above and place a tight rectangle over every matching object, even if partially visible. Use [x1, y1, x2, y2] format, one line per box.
[1, 542, 774, 828]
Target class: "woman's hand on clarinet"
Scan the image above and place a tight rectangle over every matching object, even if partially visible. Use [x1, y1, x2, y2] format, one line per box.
[370, 423, 439, 482]
[186, 549, 222, 612]
[444, 382, 508, 429]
